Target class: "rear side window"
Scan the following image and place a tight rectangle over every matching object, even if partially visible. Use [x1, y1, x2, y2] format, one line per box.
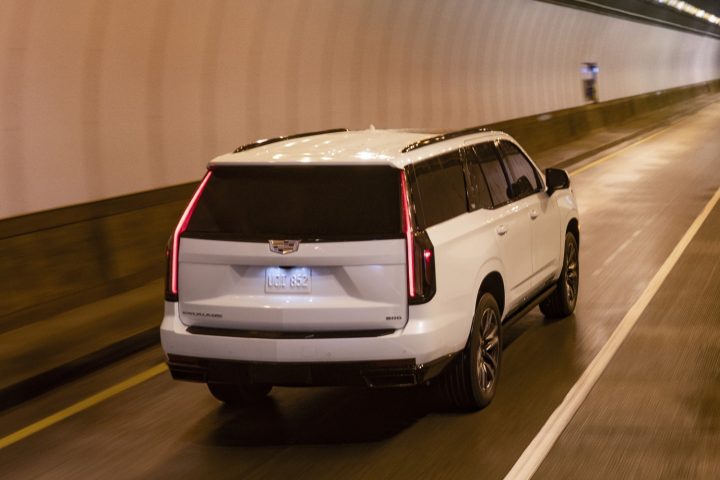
[464, 143, 496, 210]
[479, 148, 511, 207]
[185, 166, 402, 241]
[498, 141, 542, 199]
[410, 151, 468, 229]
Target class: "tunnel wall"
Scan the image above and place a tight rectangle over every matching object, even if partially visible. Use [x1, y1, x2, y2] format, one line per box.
[1, 81, 718, 330]
[2, 0, 720, 326]
[2, 0, 720, 220]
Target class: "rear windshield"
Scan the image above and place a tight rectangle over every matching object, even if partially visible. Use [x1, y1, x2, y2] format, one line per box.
[185, 165, 403, 242]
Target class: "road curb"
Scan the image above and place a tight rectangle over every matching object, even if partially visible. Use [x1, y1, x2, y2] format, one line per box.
[553, 100, 714, 171]
[0, 327, 159, 411]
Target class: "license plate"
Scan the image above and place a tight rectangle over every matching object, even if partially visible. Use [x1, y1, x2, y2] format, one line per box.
[265, 267, 312, 294]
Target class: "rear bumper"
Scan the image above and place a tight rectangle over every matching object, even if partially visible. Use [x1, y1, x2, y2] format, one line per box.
[167, 353, 454, 387]
[161, 301, 468, 385]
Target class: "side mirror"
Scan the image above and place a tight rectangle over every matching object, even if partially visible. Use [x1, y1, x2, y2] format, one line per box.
[545, 168, 570, 196]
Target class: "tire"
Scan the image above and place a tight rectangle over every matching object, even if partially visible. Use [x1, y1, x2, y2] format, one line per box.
[438, 293, 502, 411]
[540, 231, 579, 319]
[207, 383, 272, 406]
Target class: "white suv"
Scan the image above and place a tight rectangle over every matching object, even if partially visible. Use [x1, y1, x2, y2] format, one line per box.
[161, 127, 579, 410]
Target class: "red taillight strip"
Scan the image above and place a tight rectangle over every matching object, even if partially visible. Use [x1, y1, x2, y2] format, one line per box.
[400, 171, 415, 298]
[171, 170, 213, 296]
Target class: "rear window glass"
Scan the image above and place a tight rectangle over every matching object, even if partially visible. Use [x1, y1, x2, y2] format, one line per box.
[410, 151, 468, 229]
[185, 166, 402, 241]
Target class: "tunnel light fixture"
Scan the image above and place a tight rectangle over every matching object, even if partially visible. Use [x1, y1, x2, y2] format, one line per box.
[650, 0, 720, 26]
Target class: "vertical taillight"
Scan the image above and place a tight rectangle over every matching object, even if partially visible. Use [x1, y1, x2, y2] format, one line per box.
[165, 170, 213, 302]
[400, 172, 416, 298]
[401, 170, 436, 304]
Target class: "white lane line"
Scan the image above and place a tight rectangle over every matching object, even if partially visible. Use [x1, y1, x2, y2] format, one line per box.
[591, 229, 643, 277]
[504, 186, 720, 480]
[600, 237, 631, 266]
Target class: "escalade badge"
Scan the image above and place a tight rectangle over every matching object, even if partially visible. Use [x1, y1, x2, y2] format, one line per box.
[269, 239, 301, 255]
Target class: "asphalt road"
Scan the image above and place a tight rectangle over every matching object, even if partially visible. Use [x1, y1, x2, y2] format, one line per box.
[1, 101, 719, 479]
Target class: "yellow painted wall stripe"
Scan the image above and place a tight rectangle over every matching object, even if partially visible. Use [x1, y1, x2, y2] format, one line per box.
[0, 363, 167, 450]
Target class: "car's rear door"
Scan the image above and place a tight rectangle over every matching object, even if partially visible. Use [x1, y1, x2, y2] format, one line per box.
[176, 165, 408, 334]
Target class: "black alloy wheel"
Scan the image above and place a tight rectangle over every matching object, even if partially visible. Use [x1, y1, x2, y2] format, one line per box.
[540, 231, 579, 318]
[438, 292, 502, 410]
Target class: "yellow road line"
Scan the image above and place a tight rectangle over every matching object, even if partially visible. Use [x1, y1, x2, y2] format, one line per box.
[0, 363, 167, 450]
[570, 126, 672, 177]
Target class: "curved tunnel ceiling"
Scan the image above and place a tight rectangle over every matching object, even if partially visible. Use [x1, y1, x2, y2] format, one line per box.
[542, 0, 720, 37]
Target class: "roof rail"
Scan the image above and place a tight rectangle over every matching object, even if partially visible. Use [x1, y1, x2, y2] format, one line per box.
[401, 126, 491, 153]
[233, 128, 348, 153]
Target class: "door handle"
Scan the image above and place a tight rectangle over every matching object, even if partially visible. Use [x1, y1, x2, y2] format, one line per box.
[496, 225, 508, 236]
[530, 210, 539, 220]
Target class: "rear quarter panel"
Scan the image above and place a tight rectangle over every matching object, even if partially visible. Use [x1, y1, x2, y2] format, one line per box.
[411, 208, 505, 356]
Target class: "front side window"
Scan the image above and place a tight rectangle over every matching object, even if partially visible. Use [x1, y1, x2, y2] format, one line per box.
[498, 141, 542, 200]
[410, 151, 468, 229]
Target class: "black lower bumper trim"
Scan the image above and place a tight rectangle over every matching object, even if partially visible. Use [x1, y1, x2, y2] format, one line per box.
[185, 326, 396, 339]
[167, 353, 456, 388]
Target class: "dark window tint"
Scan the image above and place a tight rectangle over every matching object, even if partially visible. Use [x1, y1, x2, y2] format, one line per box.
[498, 141, 541, 199]
[479, 148, 511, 207]
[411, 151, 467, 228]
[186, 166, 402, 241]
[464, 143, 496, 210]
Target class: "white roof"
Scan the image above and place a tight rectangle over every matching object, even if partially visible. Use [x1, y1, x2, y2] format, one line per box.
[209, 128, 511, 169]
